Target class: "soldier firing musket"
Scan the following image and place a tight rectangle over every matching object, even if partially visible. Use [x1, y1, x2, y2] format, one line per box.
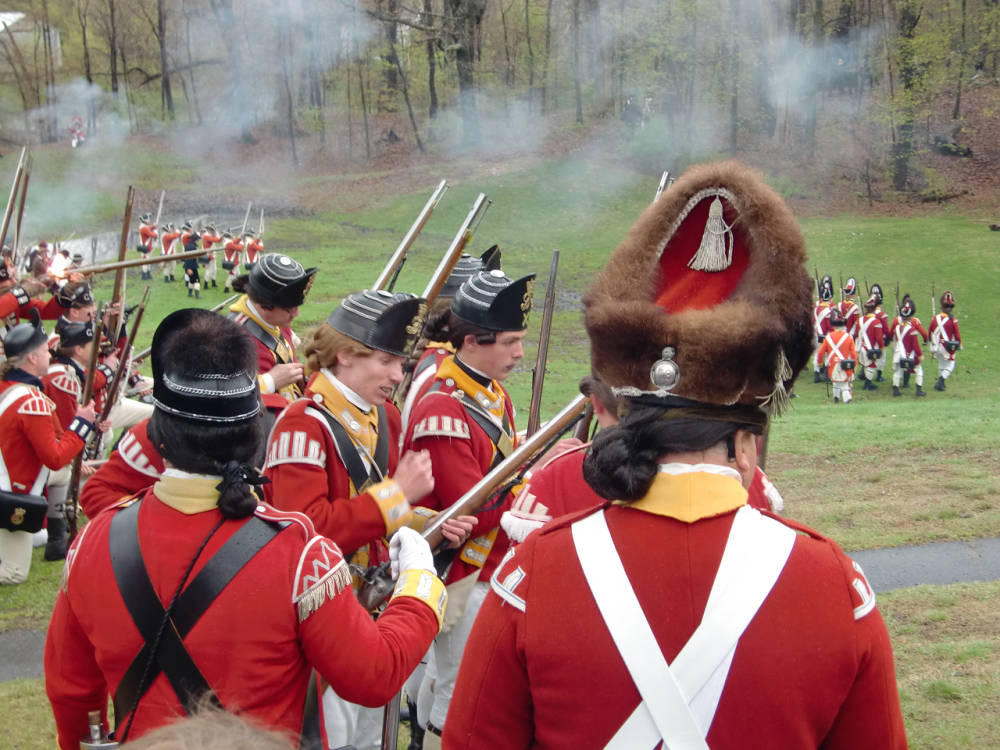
[372, 179, 449, 291]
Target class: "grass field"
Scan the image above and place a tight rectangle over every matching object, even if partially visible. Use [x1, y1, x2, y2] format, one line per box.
[2, 142, 998, 747]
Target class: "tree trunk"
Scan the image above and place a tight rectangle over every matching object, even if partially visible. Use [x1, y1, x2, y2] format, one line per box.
[76, 0, 98, 132]
[207, 0, 254, 142]
[182, 0, 202, 124]
[423, 0, 438, 130]
[541, 0, 553, 114]
[571, 0, 583, 124]
[107, 0, 119, 95]
[157, 0, 174, 118]
[892, 0, 922, 191]
[358, 59, 372, 159]
[445, 0, 485, 146]
[389, 37, 425, 151]
[952, 0, 966, 119]
[382, 0, 400, 101]
[278, 0, 298, 167]
[524, 0, 535, 102]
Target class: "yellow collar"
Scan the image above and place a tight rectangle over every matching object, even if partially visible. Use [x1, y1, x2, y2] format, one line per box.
[618, 467, 748, 523]
[309, 371, 379, 449]
[153, 469, 222, 515]
[436, 355, 505, 417]
[426, 340, 455, 353]
[230, 295, 279, 336]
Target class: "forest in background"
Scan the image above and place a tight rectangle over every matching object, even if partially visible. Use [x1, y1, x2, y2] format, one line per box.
[1, 0, 999, 201]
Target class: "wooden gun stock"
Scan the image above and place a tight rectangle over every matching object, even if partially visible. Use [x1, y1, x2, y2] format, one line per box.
[372, 179, 448, 291]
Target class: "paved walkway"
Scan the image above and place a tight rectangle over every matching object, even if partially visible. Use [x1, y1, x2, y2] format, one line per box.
[5, 535, 1000, 683]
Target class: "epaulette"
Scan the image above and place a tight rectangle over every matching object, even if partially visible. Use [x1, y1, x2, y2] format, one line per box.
[17, 392, 54, 416]
[264, 416, 329, 469]
[49, 371, 82, 398]
[293, 534, 352, 623]
[411, 414, 471, 440]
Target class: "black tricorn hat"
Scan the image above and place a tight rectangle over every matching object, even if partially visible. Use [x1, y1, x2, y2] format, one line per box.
[4, 309, 48, 358]
[151, 309, 261, 424]
[326, 290, 428, 358]
[247, 253, 317, 308]
[451, 269, 536, 332]
[439, 246, 503, 300]
[55, 316, 95, 348]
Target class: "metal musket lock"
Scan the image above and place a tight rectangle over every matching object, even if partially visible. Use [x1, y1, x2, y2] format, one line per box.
[355, 561, 396, 613]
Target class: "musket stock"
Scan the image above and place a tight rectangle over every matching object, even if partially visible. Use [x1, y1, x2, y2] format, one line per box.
[526, 250, 559, 436]
[372, 179, 448, 291]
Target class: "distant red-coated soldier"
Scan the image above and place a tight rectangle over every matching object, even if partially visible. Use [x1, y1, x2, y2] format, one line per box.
[856, 293, 886, 391]
[399, 246, 502, 433]
[243, 230, 263, 270]
[159, 223, 181, 283]
[221, 232, 244, 293]
[0, 311, 96, 586]
[838, 276, 861, 337]
[44, 308, 447, 750]
[929, 290, 962, 391]
[136, 213, 157, 281]
[816, 307, 858, 404]
[199, 224, 222, 290]
[869, 283, 891, 382]
[890, 296, 926, 397]
[812, 274, 835, 382]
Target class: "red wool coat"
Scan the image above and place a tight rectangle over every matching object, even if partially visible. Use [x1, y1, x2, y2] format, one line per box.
[79, 418, 164, 518]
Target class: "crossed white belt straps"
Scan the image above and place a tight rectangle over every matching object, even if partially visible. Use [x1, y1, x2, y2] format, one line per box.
[571, 505, 796, 750]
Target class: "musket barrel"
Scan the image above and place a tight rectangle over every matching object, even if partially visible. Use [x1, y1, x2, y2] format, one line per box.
[73, 247, 209, 275]
[527, 249, 559, 436]
[421, 193, 488, 301]
[420, 394, 587, 549]
[373, 179, 448, 290]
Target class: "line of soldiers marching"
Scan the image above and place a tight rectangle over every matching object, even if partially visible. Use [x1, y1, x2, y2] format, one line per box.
[136, 213, 264, 298]
[812, 274, 963, 403]
[4, 166, 908, 750]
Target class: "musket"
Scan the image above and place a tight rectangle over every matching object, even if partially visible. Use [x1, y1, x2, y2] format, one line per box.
[73, 247, 210, 276]
[108, 187, 135, 340]
[526, 250, 559, 436]
[132, 293, 240, 362]
[258, 208, 265, 235]
[66, 304, 107, 543]
[894, 281, 901, 318]
[653, 171, 670, 203]
[12, 153, 31, 264]
[839, 273, 844, 304]
[864, 277, 871, 298]
[814, 266, 821, 299]
[931, 282, 936, 320]
[390, 194, 491, 405]
[153, 190, 166, 227]
[240, 201, 252, 237]
[357, 394, 588, 612]
[88, 287, 151, 460]
[0, 147, 26, 253]
[373, 180, 448, 291]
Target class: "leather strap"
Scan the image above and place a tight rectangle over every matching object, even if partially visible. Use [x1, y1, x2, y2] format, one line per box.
[233, 313, 290, 365]
[111, 501, 284, 723]
[315, 404, 388, 494]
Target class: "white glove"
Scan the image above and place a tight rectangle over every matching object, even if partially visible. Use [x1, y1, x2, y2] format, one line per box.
[500, 510, 548, 544]
[389, 527, 434, 579]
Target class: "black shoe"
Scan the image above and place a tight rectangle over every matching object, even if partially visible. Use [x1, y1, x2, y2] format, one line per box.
[814, 371, 823, 383]
[188, 289, 193, 297]
[892, 386, 901, 397]
[876, 371, 885, 382]
[44, 517, 68, 561]
[934, 377, 945, 391]
[865, 380, 878, 391]
[195, 290, 200, 299]
[915, 385, 927, 397]
[834, 396, 840, 403]
[211, 280, 217, 288]
[164, 276, 170, 283]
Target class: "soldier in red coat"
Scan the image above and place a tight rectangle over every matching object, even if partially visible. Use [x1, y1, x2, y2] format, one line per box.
[41, 317, 115, 560]
[0, 257, 75, 326]
[891, 296, 926, 397]
[159, 223, 181, 283]
[44, 308, 447, 749]
[228, 254, 315, 419]
[812, 275, 835, 382]
[262, 290, 473, 749]
[856, 293, 886, 391]
[220, 232, 244, 293]
[815, 307, 858, 403]
[243, 230, 263, 270]
[444, 161, 906, 750]
[136, 213, 157, 281]
[402, 268, 541, 745]
[839, 276, 861, 337]
[0, 312, 95, 585]
[929, 290, 962, 391]
[870, 283, 891, 381]
[200, 224, 222, 289]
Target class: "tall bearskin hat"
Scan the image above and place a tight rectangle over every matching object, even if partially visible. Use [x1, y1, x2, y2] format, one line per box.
[900, 296, 915, 318]
[819, 275, 834, 302]
[326, 290, 428, 358]
[829, 306, 846, 327]
[864, 293, 879, 311]
[439, 246, 503, 300]
[843, 276, 857, 296]
[452, 269, 536, 332]
[583, 161, 813, 416]
[247, 253, 317, 309]
[871, 283, 883, 304]
[940, 290, 956, 309]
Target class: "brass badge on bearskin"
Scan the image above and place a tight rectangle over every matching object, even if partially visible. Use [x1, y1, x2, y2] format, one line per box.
[10, 507, 26, 526]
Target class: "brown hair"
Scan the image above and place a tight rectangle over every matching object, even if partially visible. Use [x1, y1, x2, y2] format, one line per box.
[579, 374, 621, 415]
[303, 323, 372, 376]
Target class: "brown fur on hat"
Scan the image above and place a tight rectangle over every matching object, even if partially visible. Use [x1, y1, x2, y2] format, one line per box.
[583, 161, 813, 411]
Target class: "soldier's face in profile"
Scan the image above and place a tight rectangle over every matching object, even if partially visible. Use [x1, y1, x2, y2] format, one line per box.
[336, 348, 404, 405]
[470, 330, 526, 382]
